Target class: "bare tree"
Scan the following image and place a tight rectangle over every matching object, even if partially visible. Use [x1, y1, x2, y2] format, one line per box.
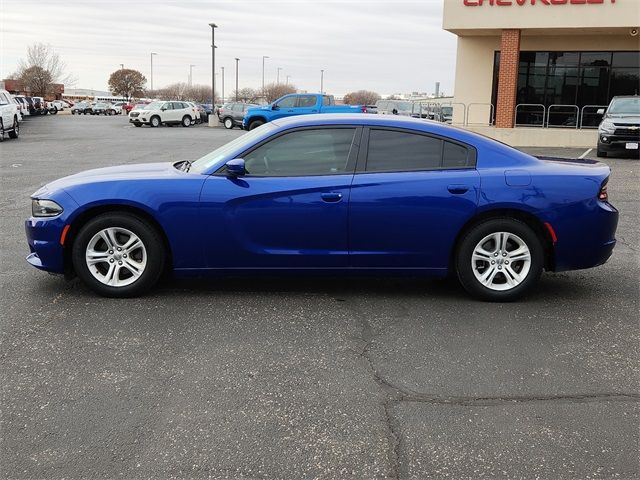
[343, 90, 381, 105]
[18, 43, 76, 87]
[108, 69, 146, 100]
[262, 83, 296, 103]
[153, 83, 218, 103]
[185, 84, 215, 103]
[231, 87, 260, 103]
[18, 66, 53, 97]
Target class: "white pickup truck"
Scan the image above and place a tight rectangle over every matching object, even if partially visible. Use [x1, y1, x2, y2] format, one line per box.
[0, 89, 20, 141]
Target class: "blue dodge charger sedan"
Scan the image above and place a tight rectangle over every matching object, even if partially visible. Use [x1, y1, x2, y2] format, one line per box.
[25, 114, 618, 301]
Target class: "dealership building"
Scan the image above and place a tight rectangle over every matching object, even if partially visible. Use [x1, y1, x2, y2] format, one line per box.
[443, 0, 639, 146]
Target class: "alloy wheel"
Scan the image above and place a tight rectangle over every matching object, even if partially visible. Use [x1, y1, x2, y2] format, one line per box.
[85, 227, 147, 287]
[471, 232, 532, 291]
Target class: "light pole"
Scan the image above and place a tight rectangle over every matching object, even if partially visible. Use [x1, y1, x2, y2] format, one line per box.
[150, 52, 157, 92]
[235, 58, 239, 101]
[209, 23, 218, 106]
[320, 69, 324, 94]
[221, 66, 225, 103]
[262, 55, 269, 92]
[277, 67, 283, 84]
[286, 75, 291, 86]
[189, 64, 196, 87]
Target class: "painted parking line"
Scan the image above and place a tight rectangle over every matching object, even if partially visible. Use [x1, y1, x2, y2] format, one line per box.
[579, 148, 593, 159]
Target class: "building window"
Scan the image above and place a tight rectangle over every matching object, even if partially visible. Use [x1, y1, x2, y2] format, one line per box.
[492, 51, 640, 127]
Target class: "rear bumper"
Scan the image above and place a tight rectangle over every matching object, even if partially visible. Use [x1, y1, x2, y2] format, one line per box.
[552, 201, 619, 272]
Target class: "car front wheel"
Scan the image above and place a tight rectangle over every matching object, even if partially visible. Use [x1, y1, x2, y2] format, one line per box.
[456, 218, 543, 302]
[248, 119, 264, 130]
[150, 116, 161, 127]
[71, 213, 166, 297]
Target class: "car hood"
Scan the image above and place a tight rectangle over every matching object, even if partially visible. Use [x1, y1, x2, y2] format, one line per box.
[32, 162, 180, 197]
[605, 114, 640, 124]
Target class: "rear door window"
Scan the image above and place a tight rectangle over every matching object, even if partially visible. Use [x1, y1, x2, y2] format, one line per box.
[365, 129, 442, 172]
[297, 95, 317, 108]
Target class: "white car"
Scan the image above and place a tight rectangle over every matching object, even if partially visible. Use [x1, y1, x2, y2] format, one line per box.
[48, 100, 66, 113]
[0, 89, 20, 141]
[185, 101, 201, 124]
[128, 100, 196, 127]
[11, 95, 28, 118]
[108, 102, 124, 115]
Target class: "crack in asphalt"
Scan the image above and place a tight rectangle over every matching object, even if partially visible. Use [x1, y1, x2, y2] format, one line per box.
[349, 299, 640, 479]
[616, 236, 638, 253]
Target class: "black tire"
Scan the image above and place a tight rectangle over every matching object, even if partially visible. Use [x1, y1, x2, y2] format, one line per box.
[134, 123, 142, 127]
[181, 115, 191, 127]
[150, 116, 161, 128]
[0, 119, 4, 142]
[8, 117, 19, 139]
[223, 117, 234, 129]
[71, 213, 166, 298]
[248, 119, 264, 130]
[597, 149, 607, 158]
[455, 218, 544, 302]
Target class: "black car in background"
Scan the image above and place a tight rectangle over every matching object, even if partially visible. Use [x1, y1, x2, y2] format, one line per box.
[597, 96, 640, 158]
[71, 102, 92, 115]
[217, 102, 258, 129]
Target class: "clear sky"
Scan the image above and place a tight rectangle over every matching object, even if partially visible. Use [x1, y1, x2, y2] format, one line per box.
[0, 0, 458, 96]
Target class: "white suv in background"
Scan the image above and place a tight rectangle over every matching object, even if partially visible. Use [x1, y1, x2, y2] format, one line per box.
[128, 100, 196, 128]
[0, 89, 20, 141]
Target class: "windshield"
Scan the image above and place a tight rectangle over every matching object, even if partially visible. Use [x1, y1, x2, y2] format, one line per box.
[608, 97, 640, 115]
[144, 101, 163, 110]
[190, 124, 277, 174]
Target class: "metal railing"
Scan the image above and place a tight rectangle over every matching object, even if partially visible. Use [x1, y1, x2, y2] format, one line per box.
[515, 104, 545, 128]
[389, 100, 605, 129]
[579, 105, 608, 129]
[546, 104, 579, 129]
[466, 103, 495, 126]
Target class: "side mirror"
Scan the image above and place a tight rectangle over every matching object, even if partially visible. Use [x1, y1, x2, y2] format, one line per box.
[272, 104, 279, 111]
[597, 108, 605, 115]
[226, 158, 246, 176]
[161, 107, 167, 111]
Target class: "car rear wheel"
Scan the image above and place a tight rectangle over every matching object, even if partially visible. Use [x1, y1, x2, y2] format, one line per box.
[456, 218, 543, 302]
[72, 213, 166, 297]
[223, 118, 234, 129]
[8, 117, 19, 139]
[150, 116, 161, 128]
[249, 119, 264, 130]
[182, 116, 191, 127]
[0, 120, 4, 142]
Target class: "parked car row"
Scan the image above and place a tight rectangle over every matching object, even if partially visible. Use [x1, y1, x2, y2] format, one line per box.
[71, 101, 133, 116]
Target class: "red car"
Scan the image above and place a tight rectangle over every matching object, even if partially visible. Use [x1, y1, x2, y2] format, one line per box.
[122, 102, 135, 113]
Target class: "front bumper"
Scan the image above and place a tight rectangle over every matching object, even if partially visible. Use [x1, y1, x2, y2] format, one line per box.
[25, 217, 67, 274]
[598, 133, 640, 154]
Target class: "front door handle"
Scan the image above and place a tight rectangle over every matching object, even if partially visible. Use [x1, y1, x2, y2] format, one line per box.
[321, 192, 343, 203]
[447, 184, 470, 194]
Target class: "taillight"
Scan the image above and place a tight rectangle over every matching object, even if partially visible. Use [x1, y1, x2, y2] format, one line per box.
[598, 178, 609, 202]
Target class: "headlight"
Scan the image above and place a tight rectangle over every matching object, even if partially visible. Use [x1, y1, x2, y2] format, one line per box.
[32, 199, 63, 217]
[599, 119, 615, 134]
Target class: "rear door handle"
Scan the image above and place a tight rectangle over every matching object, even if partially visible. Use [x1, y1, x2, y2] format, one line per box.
[321, 192, 343, 203]
[447, 184, 470, 194]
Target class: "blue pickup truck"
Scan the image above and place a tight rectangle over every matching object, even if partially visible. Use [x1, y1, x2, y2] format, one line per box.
[243, 93, 373, 130]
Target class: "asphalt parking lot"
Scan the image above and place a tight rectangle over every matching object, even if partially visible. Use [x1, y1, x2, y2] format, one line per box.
[1, 114, 638, 479]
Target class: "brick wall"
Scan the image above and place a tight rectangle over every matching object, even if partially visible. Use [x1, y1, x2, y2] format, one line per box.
[495, 29, 521, 129]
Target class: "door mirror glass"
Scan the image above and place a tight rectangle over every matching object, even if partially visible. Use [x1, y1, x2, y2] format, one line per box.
[272, 104, 279, 110]
[597, 108, 605, 115]
[226, 158, 246, 176]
